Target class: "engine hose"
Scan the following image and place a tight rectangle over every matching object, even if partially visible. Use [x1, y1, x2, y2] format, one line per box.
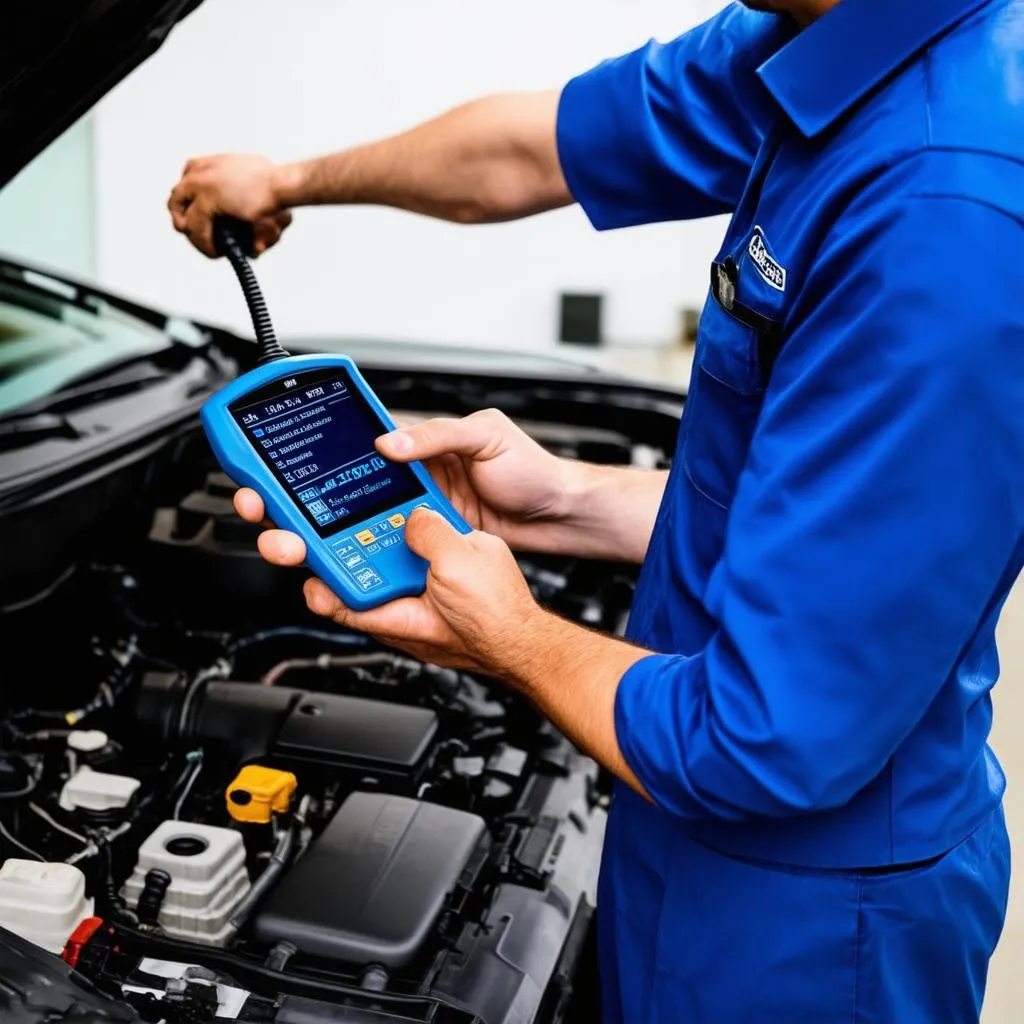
[212, 216, 289, 365]
[63, 635, 142, 727]
[260, 651, 411, 687]
[222, 816, 296, 942]
[227, 626, 370, 656]
[100, 840, 137, 924]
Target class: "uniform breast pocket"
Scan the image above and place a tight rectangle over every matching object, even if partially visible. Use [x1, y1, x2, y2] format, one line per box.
[683, 299, 767, 511]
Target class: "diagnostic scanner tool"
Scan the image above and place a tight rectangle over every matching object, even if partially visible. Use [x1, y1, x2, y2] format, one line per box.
[200, 217, 470, 610]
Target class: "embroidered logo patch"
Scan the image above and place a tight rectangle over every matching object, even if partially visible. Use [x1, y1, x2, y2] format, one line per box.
[748, 226, 787, 292]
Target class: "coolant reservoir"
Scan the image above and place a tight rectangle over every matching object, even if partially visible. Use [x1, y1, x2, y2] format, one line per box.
[120, 821, 250, 946]
[0, 859, 94, 953]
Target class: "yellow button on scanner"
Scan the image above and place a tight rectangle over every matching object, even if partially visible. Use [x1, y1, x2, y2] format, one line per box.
[355, 529, 377, 546]
[387, 513, 406, 529]
[226, 766, 297, 824]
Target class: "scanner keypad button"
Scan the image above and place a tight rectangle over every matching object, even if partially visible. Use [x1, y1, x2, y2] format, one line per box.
[352, 567, 385, 591]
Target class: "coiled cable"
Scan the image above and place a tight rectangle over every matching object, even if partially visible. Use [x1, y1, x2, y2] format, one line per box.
[212, 216, 290, 365]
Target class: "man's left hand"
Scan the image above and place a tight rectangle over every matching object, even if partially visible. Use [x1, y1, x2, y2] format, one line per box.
[243, 501, 651, 798]
[257, 507, 542, 674]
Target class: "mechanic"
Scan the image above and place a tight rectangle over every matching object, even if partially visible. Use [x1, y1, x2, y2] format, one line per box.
[168, 0, 1023, 1020]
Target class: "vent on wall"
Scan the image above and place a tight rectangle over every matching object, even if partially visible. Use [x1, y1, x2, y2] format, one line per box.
[558, 293, 603, 347]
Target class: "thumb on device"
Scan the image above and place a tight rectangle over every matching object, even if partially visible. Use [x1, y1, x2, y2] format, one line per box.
[404, 507, 466, 565]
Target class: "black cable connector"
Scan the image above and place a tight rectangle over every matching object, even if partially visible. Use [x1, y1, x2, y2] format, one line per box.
[137, 868, 172, 927]
[212, 215, 290, 365]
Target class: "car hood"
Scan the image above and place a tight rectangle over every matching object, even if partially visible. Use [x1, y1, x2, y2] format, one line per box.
[0, 0, 204, 189]
[289, 337, 609, 378]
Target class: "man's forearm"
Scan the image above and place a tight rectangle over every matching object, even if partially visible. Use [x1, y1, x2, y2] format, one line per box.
[273, 92, 572, 224]
[546, 462, 669, 563]
[495, 606, 651, 798]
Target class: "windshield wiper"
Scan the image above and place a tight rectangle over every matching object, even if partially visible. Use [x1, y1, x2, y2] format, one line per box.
[0, 412, 81, 450]
[48, 371, 170, 408]
[0, 362, 172, 423]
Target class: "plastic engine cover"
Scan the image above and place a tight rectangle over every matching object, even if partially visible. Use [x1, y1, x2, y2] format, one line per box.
[121, 821, 250, 945]
[254, 791, 486, 968]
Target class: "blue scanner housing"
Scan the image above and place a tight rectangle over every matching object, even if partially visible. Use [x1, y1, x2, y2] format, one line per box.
[201, 353, 471, 611]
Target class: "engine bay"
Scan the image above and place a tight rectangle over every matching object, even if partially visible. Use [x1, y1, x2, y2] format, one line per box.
[0, 389, 672, 1024]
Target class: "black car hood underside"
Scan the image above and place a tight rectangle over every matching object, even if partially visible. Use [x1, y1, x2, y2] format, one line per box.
[0, 0, 203, 189]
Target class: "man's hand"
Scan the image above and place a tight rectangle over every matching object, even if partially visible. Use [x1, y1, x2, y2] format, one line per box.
[376, 409, 578, 549]
[169, 93, 569, 260]
[257, 507, 541, 671]
[238, 408, 667, 574]
[240, 501, 652, 797]
[236, 409, 585, 559]
[168, 154, 296, 258]
[376, 409, 667, 562]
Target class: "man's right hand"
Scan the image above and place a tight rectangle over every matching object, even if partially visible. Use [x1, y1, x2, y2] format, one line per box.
[168, 154, 296, 258]
[235, 409, 578, 565]
[236, 407, 667, 570]
[375, 409, 577, 548]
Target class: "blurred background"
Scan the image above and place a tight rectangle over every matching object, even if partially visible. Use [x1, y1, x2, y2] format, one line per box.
[0, 1, 1018, 1019]
[0, 0, 730, 386]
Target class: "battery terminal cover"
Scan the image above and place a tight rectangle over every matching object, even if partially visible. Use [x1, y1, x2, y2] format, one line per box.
[226, 765, 297, 824]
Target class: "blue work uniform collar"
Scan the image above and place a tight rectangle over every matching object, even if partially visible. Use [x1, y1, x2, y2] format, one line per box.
[757, 0, 995, 138]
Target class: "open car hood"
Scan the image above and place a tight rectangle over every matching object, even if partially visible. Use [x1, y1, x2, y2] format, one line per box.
[0, 0, 204, 189]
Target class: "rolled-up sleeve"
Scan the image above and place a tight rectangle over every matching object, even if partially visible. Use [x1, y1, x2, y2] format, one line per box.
[614, 182, 1024, 821]
[555, 6, 788, 230]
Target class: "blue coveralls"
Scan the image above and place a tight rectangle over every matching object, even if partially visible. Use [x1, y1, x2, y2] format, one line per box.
[555, 1, 1022, 1020]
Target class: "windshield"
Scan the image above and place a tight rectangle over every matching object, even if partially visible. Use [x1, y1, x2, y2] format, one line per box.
[0, 279, 175, 418]
[0, 119, 178, 417]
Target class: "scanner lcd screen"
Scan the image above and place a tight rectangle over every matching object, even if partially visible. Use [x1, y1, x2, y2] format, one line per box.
[229, 367, 425, 539]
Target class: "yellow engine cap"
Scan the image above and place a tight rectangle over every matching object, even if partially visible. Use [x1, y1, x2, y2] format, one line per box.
[226, 765, 297, 824]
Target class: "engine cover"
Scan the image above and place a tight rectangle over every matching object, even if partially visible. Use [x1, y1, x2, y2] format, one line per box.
[137, 675, 439, 789]
[253, 791, 487, 968]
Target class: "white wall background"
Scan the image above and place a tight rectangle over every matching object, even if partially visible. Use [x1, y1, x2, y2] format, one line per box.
[91, 0, 728, 357]
[0, 120, 96, 278]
